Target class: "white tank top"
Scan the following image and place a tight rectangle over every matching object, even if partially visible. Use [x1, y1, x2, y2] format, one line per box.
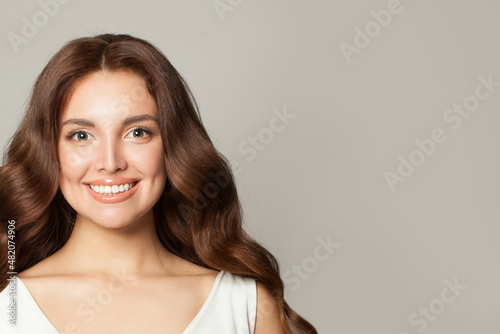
[0, 270, 257, 333]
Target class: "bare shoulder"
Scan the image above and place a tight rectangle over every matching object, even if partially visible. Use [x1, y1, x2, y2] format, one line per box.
[255, 282, 286, 334]
[167, 252, 220, 279]
[16, 251, 221, 300]
[15, 254, 73, 306]
[16, 252, 62, 283]
[179, 264, 220, 295]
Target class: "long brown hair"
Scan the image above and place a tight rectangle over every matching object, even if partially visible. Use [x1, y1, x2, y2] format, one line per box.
[0, 34, 317, 333]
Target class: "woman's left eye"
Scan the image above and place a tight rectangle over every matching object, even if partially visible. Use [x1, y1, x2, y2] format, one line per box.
[126, 127, 153, 138]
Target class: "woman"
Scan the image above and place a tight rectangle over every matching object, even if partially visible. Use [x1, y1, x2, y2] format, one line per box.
[0, 34, 317, 333]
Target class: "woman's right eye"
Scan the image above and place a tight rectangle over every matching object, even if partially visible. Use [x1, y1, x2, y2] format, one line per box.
[67, 131, 94, 141]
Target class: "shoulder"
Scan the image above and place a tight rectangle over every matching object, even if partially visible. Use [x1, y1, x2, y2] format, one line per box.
[17, 255, 222, 294]
[167, 255, 221, 292]
[255, 282, 286, 334]
[17, 250, 62, 279]
[15, 256, 64, 295]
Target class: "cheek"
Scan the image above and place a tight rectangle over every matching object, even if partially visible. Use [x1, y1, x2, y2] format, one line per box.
[58, 143, 93, 179]
[129, 144, 166, 175]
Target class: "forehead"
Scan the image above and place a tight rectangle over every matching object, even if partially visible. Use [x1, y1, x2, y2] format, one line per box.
[60, 70, 156, 123]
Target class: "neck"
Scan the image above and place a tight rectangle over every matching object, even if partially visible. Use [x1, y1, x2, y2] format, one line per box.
[57, 209, 175, 279]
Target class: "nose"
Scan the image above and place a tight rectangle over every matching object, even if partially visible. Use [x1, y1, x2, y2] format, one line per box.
[94, 136, 127, 173]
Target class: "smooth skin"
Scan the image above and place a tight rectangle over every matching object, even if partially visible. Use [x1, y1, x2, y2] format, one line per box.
[17, 70, 284, 333]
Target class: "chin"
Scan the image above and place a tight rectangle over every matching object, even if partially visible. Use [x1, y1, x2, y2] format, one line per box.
[80, 210, 149, 230]
[87, 209, 153, 229]
[97, 220, 134, 230]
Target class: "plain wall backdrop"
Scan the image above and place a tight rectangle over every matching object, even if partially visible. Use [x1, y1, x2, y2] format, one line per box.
[2, 0, 500, 333]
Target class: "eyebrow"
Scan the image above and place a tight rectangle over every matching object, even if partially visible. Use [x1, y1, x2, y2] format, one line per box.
[61, 114, 159, 127]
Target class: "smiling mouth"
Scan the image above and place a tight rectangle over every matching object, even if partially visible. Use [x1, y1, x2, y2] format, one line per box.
[85, 181, 139, 196]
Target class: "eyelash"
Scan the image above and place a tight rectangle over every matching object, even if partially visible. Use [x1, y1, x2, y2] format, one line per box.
[65, 127, 154, 141]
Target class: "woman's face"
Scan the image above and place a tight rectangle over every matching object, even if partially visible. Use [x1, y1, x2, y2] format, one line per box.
[58, 70, 166, 229]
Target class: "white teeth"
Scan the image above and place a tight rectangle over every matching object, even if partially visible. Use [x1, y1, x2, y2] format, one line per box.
[89, 182, 135, 195]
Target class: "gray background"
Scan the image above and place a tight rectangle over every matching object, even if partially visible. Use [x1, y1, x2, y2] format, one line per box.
[2, 0, 500, 333]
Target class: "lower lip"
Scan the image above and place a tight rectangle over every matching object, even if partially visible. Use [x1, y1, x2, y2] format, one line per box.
[84, 182, 140, 203]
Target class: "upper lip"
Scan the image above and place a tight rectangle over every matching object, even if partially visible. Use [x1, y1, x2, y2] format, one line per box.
[84, 178, 140, 186]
